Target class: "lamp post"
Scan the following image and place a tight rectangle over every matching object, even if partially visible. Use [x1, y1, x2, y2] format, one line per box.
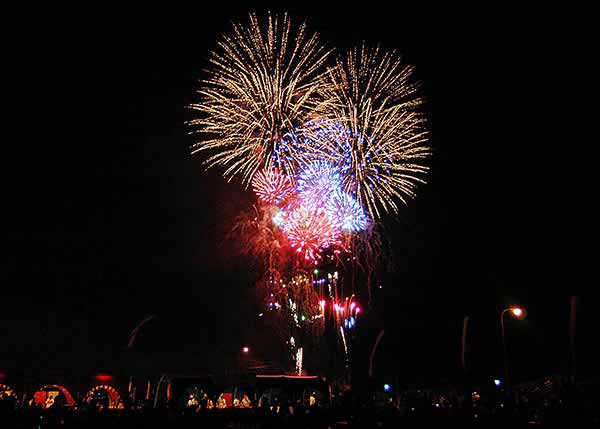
[500, 307, 525, 399]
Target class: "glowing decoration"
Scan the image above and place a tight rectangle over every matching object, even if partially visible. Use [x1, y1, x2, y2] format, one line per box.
[190, 12, 333, 185]
[286, 204, 341, 263]
[384, 384, 391, 392]
[85, 385, 122, 409]
[252, 168, 294, 204]
[0, 384, 16, 398]
[37, 385, 76, 407]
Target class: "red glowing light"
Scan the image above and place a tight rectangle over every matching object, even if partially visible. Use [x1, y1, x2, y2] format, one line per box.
[242, 346, 250, 353]
[94, 374, 113, 382]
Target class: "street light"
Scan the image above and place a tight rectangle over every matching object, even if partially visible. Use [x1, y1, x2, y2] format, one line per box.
[500, 306, 525, 399]
[237, 347, 250, 375]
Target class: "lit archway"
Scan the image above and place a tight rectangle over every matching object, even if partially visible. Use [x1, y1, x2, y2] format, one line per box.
[35, 384, 76, 408]
[84, 385, 122, 409]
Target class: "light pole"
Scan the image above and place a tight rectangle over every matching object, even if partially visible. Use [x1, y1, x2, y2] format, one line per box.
[500, 307, 525, 399]
[126, 315, 156, 408]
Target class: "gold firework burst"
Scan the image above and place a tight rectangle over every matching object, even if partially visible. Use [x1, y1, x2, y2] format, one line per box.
[190, 12, 333, 185]
[299, 44, 430, 219]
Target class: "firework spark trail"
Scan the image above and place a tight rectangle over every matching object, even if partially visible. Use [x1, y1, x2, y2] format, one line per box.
[340, 326, 348, 358]
[296, 347, 303, 375]
[190, 12, 333, 185]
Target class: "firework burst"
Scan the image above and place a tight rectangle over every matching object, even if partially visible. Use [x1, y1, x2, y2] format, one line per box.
[326, 189, 368, 232]
[285, 204, 341, 264]
[251, 168, 294, 204]
[296, 160, 342, 208]
[194, 16, 431, 376]
[190, 12, 333, 185]
[298, 44, 430, 219]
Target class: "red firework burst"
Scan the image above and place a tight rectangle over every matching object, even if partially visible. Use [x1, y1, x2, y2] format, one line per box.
[285, 205, 342, 264]
[251, 168, 294, 204]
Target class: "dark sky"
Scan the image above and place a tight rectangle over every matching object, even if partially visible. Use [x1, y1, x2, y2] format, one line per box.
[3, 4, 594, 384]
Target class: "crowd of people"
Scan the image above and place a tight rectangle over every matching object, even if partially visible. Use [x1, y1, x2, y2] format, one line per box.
[1, 381, 599, 428]
[185, 390, 252, 410]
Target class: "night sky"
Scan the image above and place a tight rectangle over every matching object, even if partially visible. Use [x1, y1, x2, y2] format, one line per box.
[3, 4, 594, 384]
